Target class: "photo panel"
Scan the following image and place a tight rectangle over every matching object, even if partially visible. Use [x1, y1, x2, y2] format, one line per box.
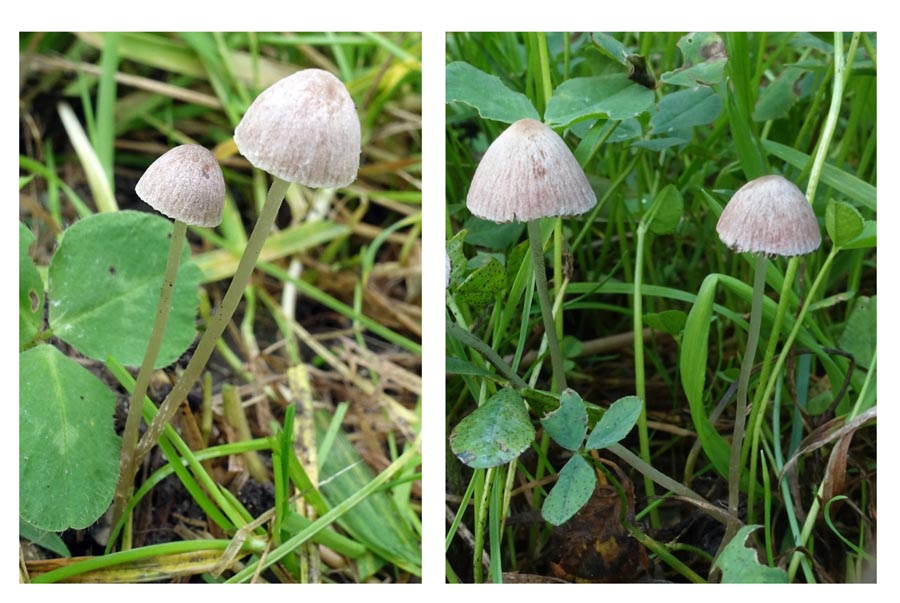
[19, 31, 423, 584]
[445, 31, 876, 584]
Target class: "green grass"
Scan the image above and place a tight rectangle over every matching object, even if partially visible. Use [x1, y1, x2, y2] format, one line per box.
[20, 31, 422, 583]
[446, 31, 876, 583]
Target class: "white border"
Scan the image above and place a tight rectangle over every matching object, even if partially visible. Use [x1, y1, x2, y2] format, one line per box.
[8, 1, 896, 597]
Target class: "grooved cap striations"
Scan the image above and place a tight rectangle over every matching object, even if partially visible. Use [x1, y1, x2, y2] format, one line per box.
[135, 144, 225, 227]
[466, 119, 597, 223]
[717, 174, 822, 257]
[234, 68, 361, 188]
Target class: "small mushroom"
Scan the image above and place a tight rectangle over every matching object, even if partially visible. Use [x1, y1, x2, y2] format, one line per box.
[716, 174, 821, 256]
[714, 173, 821, 546]
[114, 144, 225, 525]
[466, 118, 596, 391]
[135, 68, 360, 466]
[135, 144, 226, 227]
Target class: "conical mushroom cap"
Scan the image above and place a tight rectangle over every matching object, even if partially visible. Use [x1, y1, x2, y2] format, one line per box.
[234, 68, 361, 188]
[717, 175, 821, 257]
[135, 144, 225, 227]
[466, 119, 597, 223]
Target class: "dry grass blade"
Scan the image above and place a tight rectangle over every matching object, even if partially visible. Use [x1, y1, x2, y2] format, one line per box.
[74, 32, 297, 86]
[822, 432, 854, 502]
[24, 54, 222, 108]
[339, 339, 422, 396]
[779, 406, 877, 486]
[289, 321, 418, 430]
[288, 365, 322, 582]
[28, 550, 248, 583]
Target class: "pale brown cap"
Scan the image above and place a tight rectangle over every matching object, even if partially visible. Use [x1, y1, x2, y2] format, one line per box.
[135, 144, 225, 227]
[717, 174, 821, 256]
[466, 118, 597, 223]
[234, 68, 360, 188]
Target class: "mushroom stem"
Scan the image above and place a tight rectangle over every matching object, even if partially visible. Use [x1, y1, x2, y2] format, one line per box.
[111, 219, 187, 529]
[134, 177, 291, 464]
[526, 219, 567, 392]
[743, 257, 798, 524]
[723, 252, 767, 547]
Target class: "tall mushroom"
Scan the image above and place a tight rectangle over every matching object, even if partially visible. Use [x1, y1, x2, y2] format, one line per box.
[133, 68, 360, 464]
[112, 144, 225, 525]
[466, 118, 596, 391]
[715, 174, 821, 546]
[234, 68, 360, 188]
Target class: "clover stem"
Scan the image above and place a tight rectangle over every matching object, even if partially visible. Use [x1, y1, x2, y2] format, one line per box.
[607, 443, 738, 529]
[135, 177, 291, 465]
[722, 252, 767, 549]
[526, 219, 566, 392]
[447, 317, 528, 389]
[111, 219, 187, 532]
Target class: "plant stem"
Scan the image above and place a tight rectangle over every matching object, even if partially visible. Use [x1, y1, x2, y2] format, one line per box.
[806, 32, 847, 207]
[31, 538, 267, 584]
[535, 33, 553, 109]
[552, 219, 564, 375]
[849, 347, 876, 419]
[527, 220, 567, 392]
[111, 219, 187, 534]
[488, 466, 503, 582]
[135, 177, 291, 464]
[632, 222, 659, 528]
[787, 481, 825, 581]
[446, 318, 527, 389]
[722, 253, 766, 549]
[623, 522, 707, 583]
[607, 443, 737, 529]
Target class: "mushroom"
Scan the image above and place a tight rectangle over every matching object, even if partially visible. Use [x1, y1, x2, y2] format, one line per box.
[113, 144, 225, 524]
[467, 119, 596, 223]
[715, 174, 821, 542]
[134, 68, 361, 464]
[466, 118, 596, 391]
[135, 144, 226, 227]
[234, 68, 360, 188]
[716, 174, 821, 256]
